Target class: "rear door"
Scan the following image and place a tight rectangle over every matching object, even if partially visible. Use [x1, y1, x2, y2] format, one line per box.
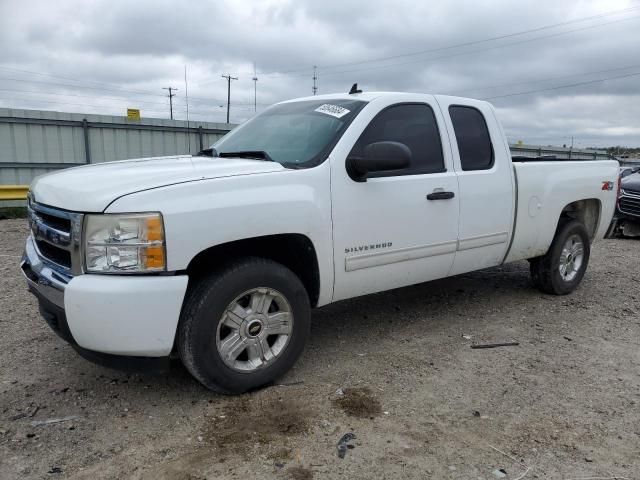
[436, 97, 515, 275]
[330, 95, 460, 301]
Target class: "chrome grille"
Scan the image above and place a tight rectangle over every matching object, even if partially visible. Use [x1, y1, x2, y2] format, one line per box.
[619, 191, 640, 218]
[27, 199, 84, 276]
[621, 186, 640, 196]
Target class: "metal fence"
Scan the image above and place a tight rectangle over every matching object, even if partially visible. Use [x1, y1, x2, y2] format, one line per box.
[0, 108, 234, 186]
[509, 143, 612, 161]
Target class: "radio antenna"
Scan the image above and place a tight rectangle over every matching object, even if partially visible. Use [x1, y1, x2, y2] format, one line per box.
[184, 65, 191, 154]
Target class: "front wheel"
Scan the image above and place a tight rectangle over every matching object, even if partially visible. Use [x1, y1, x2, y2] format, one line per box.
[178, 257, 311, 394]
[530, 219, 591, 295]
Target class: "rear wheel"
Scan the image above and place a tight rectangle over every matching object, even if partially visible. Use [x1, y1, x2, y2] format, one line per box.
[178, 257, 310, 394]
[530, 219, 590, 295]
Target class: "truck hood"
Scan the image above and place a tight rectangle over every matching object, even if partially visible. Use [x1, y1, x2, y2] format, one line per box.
[30, 155, 286, 212]
[621, 172, 640, 194]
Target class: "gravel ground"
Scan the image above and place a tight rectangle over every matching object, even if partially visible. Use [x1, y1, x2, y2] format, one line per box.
[0, 218, 639, 480]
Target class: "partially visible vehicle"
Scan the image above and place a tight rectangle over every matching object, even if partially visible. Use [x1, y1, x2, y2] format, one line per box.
[613, 172, 640, 236]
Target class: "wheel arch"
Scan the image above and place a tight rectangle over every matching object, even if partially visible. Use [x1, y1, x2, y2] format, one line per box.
[185, 233, 321, 307]
[558, 198, 602, 240]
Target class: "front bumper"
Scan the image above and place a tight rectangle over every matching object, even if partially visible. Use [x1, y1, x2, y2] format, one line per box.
[615, 210, 640, 223]
[21, 235, 189, 370]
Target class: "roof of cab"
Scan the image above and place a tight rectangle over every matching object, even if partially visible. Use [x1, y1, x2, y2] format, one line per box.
[279, 91, 489, 106]
[279, 92, 386, 103]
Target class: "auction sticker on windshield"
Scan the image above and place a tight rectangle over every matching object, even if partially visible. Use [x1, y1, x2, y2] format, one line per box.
[314, 104, 351, 118]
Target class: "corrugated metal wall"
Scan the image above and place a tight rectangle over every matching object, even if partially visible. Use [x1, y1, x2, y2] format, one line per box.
[0, 108, 234, 185]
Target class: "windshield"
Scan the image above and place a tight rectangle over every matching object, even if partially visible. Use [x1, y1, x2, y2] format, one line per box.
[211, 98, 367, 168]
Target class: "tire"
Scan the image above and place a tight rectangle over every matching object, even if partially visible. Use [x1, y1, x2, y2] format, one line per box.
[178, 257, 311, 394]
[529, 219, 591, 295]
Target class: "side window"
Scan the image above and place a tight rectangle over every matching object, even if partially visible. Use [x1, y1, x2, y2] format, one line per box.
[449, 106, 494, 171]
[350, 103, 445, 176]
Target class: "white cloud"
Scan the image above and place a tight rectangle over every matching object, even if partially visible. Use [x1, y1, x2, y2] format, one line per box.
[0, 0, 639, 146]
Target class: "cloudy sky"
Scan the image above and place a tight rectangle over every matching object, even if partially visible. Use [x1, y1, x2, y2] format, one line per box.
[1, 0, 639, 148]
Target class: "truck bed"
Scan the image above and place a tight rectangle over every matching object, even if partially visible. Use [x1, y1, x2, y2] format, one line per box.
[504, 160, 619, 263]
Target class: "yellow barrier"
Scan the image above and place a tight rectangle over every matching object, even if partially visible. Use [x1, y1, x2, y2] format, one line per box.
[0, 185, 29, 201]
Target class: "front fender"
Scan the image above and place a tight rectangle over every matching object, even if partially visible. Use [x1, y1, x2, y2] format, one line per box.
[105, 162, 334, 305]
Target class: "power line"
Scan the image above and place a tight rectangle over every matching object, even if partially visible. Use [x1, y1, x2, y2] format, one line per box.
[483, 70, 640, 100]
[2, 4, 640, 117]
[0, 89, 259, 115]
[1, 3, 639, 100]
[314, 5, 640, 73]
[8, 60, 640, 111]
[0, 66, 261, 110]
[0, 75, 166, 97]
[243, 4, 640, 77]
[451, 63, 640, 96]
[317, 14, 640, 78]
[247, 12, 640, 81]
[0, 68, 254, 109]
[3, 69, 638, 121]
[0, 75, 265, 108]
[221, 74, 238, 123]
[0, 87, 178, 107]
[0, 65, 164, 96]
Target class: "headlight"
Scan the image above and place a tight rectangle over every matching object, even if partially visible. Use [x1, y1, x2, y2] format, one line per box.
[84, 213, 166, 273]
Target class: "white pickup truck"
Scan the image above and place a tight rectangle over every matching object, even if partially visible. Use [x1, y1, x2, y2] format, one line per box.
[22, 90, 619, 393]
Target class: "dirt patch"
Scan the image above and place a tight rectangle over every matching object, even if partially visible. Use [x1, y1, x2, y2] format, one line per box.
[267, 446, 294, 461]
[135, 451, 217, 480]
[162, 472, 206, 480]
[287, 465, 314, 480]
[332, 387, 382, 418]
[205, 394, 311, 452]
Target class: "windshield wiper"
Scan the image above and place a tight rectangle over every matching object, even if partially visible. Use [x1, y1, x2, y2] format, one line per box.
[218, 150, 274, 162]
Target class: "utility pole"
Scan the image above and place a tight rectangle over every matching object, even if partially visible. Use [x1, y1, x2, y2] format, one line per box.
[162, 87, 178, 120]
[312, 66, 318, 95]
[221, 74, 238, 124]
[252, 63, 258, 112]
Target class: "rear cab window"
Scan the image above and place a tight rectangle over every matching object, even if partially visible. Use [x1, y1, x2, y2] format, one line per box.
[449, 105, 494, 171]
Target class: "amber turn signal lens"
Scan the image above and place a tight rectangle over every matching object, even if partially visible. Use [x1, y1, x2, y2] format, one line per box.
[143, 246, 165, 269]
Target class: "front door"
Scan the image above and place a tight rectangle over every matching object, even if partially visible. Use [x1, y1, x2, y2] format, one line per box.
[330, 96, 460, 301]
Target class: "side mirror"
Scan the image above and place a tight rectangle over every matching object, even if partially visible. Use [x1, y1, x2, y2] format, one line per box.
[347, 141, 412, 182]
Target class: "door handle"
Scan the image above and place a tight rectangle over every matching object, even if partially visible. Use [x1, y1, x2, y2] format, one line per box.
[426, 191, 455, 200]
